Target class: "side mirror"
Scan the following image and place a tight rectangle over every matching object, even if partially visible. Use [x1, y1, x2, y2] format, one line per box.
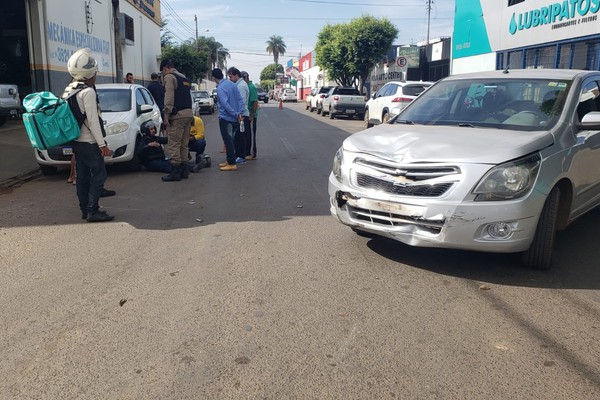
[138, 104, 153, 115]
[578, 111, 600, 130]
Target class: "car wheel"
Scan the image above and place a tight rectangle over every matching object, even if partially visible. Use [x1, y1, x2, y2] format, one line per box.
[39, 164, 58, 175]
[364, 109, 373, 128]
[317, 107, 322, 115]
[521, 186, 560, 270]
[329, 108, 335, 119]
[309, 106, 314, 112]
[0, 116, 7, 127]
[382, 112, 390, 123]
[264, 99, 268, 104]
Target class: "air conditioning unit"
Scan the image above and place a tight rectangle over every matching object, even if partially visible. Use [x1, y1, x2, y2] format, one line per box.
[120, 13, 134, 46]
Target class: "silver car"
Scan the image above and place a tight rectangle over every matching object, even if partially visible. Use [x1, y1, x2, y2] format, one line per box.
[329, 69, 600, 269]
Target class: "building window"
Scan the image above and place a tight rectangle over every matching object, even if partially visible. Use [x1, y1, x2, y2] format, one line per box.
[120, 13, 135, 45]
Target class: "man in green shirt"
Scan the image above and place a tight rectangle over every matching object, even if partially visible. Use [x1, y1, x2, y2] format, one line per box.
[241, 71, 259, 160]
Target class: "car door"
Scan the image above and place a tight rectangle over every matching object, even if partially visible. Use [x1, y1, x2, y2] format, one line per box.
[135, 88, 161, 134]
[570, 78, 600, 218]
[370, 83, 391, 121]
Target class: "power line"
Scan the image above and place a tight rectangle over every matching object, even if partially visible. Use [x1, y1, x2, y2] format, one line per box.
[290, 0, 424, 5]
[161, 0, 195, 36]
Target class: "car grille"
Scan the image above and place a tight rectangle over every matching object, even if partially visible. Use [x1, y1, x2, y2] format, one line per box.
[349, 205, 443, 233]
[357, 173, 452, 197]
[353, 158, 459, 197]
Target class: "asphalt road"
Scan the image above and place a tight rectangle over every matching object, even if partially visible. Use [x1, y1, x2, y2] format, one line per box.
[1, 101, 599, 399]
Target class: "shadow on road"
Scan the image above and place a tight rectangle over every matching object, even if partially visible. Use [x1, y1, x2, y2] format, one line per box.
[364, 207, 600, 289]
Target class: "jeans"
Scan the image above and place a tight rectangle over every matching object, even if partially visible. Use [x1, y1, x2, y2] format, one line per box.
[235, 116, 250, 158]
[188, 138, 206, 155]
[219, 118, 237, 165]
[245, 116, 258, 157]
[72, 141, 107, 214]
[143, 159, 172, 173]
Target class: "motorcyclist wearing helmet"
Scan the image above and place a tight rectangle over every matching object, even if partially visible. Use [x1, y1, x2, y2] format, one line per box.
[136, 121, 172, 173]
[63, 48, 114, 222]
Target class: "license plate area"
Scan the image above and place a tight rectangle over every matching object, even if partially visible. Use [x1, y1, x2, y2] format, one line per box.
[346, 109, 355, 114]
[62, 147, 73, 156]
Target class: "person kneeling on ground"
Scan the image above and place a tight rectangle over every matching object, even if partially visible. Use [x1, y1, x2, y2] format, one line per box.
[136, 121, 172, 173]
[188, 115, 211, 172]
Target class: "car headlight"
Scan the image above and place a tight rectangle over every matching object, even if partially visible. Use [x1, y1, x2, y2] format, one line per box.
[473, 154, 541, 201]
[105, 122, 129, 135]
[332, 147, 343, 182]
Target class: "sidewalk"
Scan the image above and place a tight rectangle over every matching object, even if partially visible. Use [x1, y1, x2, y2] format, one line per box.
[0, 119, 41, 187]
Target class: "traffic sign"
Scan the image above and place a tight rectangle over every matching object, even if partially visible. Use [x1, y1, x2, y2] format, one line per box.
[397, 56, 407, 68]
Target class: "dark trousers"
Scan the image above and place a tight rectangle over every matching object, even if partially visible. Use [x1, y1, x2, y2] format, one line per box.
[235, 116, 250, 158]
[245, 116, 258, 157]
[72, 141, 107, 214]
[188, 138, 206, 155]
[219, 118, 237, 165]
[143, 159, 172, 173]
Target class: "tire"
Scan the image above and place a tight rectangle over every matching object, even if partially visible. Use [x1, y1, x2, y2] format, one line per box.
[364, 109, 373, 128]
[521, 187, 560, 270]
[382, 112, 390, 124]
[305, 103, 309, 110]
[0, 116, 7, 127]
[317, 106, 322, 115]
[264, 99, 268, 104]
[39, 164, 58, 175]
[309, 106, 314, 112]
[321, 108, 328, 117]
[329, 108, 335, 119]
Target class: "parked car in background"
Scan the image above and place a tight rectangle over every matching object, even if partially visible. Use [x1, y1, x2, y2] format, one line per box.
[211, 88, 218, 104]
[0, 83, 23, 127]
[256, 87, 268, 103]
[330, 68, 600, 270]
[35, 83, 162, 174]
[364, 81, 434, 128]
[320, 86, 366, 119]
[192, 90, 215, 115]
[310, 86, 335, 113]
[305, 88, 318, 110]
[281, 88, 297, 102]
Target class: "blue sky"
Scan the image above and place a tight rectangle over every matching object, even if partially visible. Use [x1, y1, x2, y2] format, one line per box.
[161, 0, 455, 81]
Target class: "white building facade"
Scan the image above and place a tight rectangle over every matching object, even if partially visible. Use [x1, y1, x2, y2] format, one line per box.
[453, 0, 600, 74]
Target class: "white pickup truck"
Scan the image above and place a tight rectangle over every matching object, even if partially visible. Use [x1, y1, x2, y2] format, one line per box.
[320, 87, 366, 120]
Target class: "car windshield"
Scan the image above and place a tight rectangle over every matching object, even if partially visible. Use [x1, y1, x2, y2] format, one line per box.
[97, 89, 131, 112]
[395, 77, 572, 132]
[195, 92, 209, 99]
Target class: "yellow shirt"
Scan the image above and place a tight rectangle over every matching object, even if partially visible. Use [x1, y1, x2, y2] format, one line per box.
[190, 116, 205, 140]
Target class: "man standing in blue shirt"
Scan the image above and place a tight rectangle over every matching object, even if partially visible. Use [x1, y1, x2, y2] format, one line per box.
[212, 68, 244, 171]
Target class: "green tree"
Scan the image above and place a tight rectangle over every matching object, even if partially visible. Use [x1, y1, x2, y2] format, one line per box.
[315, 16, 398, 93]
[161, 42, 208, 82]
[160, 18, 173, 49]
[259, 64, 284, 90]
[266, 35, 287, 67]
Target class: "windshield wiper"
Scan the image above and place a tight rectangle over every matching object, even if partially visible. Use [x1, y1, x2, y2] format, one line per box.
[395, 120, 414, 125]
[458, 122, 476, 128]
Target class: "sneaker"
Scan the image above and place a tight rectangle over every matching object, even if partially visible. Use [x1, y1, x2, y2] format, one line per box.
[100, 188, 116, 197]
[245, 155, 256, 161]
[87, 210, 115, 222]
[82, 209, 108, 220]
[235, 157, 246, 164]
[219, 164, 238, 171]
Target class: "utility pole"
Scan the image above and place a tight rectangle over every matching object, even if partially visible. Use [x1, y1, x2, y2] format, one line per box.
[426, 0, 432, 45]
[112, 0, 123, 83]
[195, 14, 198, 50]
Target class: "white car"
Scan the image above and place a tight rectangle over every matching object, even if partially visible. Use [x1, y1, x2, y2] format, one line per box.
[192, 90, 215, 115]
[281, 88, 297, 102]
[35, 83, 162, 174]
[364, 81, 433, 128]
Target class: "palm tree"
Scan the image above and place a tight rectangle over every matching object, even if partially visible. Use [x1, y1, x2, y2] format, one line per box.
[266, 35, 287, 67]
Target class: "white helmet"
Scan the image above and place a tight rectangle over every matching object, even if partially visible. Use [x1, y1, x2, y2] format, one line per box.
[67, 48, 98, 81]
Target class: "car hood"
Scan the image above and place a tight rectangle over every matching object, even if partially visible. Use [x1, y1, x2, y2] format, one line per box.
[344, 123, 554, 164]
[101, 111, 134, 125]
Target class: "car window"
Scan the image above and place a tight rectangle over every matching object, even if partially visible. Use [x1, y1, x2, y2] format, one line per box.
[397, 77, 573, 131]
[97, 89, 131, 112]
[337, 88, 361, 96]
[577, 81, 600, 121]
[135, 89, 146, 106]
[376, 85, 390, 98]
[402, 84, 430, 97]
[140, 88, 154, 105]
[198, 91, 210, 98]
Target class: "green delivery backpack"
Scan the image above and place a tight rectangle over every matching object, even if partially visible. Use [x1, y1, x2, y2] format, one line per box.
[22, 90, 84, 150]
